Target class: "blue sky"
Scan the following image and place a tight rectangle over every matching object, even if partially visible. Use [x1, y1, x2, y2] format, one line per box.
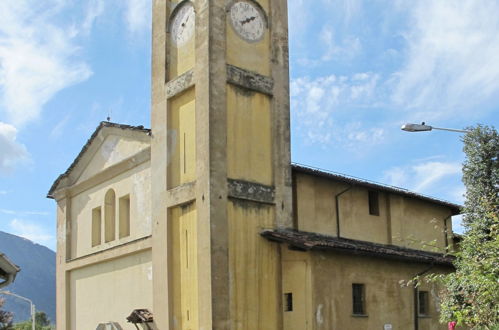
[0, 0, 498, 251]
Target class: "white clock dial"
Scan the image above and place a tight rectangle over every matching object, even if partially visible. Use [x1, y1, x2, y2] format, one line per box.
[229, 1, 266, 42]
[170, 3, 195, 47]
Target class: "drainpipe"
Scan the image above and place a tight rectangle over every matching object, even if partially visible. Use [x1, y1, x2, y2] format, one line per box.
[335, 185, 352, 238]
[413, 265, 434, 330]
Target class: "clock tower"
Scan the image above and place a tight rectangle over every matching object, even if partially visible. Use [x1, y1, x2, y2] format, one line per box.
[151, 0, 292, 328]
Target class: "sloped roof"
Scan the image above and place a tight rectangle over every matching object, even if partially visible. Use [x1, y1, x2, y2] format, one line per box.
[47, 122, 151, 199]
[292, 163, 461, 214]
[261, 229, 455, 267]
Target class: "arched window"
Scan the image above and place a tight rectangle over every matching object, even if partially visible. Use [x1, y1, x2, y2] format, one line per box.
[104, 189, 116, 242]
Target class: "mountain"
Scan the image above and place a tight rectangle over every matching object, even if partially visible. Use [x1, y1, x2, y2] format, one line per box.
[0, 231, 55, 324]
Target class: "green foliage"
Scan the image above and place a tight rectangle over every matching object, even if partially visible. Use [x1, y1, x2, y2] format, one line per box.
[0, 298, 13, 330]
[437, 125, 499, 329]
[13, 311, 52, 330]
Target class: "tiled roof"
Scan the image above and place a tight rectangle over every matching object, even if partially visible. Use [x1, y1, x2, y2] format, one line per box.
[261, 229, 455, 267]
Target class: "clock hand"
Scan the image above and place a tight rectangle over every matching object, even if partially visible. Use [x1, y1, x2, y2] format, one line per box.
[240, 16, 256, 25]
[182, 15, 190, 27]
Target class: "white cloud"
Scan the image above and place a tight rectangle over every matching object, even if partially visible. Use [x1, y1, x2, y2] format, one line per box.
[412, 162, 462, 191]
[124, 0, 151, 34]
[9, 218, 53, 244]
[1, 209, 49, 216]
[0, 1, 93, 127]
[383, 161, 462, 193]
[81, 0, 105, 35]
[291, 73, 380, 145]
[0, 191, 7, 195]
[320, 25, 361, 62]
[0, 122, 28, 174]
[345, 122, 384, 144]
[49, 115, 70, 140]
[393, 0, 499, 119]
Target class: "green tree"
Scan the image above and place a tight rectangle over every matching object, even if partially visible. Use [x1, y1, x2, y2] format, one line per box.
[13, 311, 52, 330]
[0, 298, 13, 330]
[437, 125, 499, 328]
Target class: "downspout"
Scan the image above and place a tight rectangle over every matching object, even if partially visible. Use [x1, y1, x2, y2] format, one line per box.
[413, 265, 434, 330]
[335, 185, 352, 238]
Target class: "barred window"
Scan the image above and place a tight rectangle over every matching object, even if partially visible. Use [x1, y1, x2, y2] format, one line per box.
[418, 291, 429, 316]
[352, 283, 366, 315]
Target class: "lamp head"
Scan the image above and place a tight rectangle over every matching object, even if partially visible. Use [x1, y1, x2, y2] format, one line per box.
[401, 123, 433, 132]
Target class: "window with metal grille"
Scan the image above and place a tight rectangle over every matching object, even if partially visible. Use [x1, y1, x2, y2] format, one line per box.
[418, 291, 429, 316]
[368, 191, 379, 216]
[352, 283, 365, 315]
[284, 293, 293, 312]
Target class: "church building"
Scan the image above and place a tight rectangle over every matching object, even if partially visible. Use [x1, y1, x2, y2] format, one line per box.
[48, 0, 460, 329]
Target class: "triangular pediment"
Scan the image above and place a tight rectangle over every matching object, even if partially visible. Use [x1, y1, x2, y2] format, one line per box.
[48, 122, 151, 198]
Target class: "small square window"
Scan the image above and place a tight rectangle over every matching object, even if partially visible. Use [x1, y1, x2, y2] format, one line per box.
[418, 291, 429, 316]
[352, 283, 366, 315]
[368, 191, 379, 216]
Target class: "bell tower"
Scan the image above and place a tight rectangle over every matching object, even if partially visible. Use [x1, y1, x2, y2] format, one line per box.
[151, 0, 292, 328]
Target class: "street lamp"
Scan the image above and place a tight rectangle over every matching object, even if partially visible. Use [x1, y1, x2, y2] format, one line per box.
[401, 122, 471, 133]
[0, 291, 35, 330]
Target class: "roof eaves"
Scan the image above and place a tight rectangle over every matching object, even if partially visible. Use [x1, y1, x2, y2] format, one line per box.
[261, 229, 455, 267]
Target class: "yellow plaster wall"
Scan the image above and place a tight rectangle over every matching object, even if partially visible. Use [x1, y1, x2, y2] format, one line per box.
[294, 173, 453, 251]
[339, 186, 389, 244]
[226, 0, 270, 75]
[295, 174, 342, 237]
[168, 88, 196, 188]
[390, 195, 450, 253]
[310, 251, 448, 330]
[69, 250, 152, 330]
[77, 134, 150, 184]
[70, 161, 151, 259]
[169, 203, 199, 330]
[227, 86, 272, 185]
[228, 200, 280, 329]
[281, 249, 313, 330]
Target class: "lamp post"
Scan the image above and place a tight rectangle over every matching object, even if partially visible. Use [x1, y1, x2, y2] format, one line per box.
[0, 290, 35, 330]
[401, 123, 471, 134]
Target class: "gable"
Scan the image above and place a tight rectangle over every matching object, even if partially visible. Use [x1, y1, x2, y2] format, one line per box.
[47, 122, 151, 198]
[76, 133, 150, 184]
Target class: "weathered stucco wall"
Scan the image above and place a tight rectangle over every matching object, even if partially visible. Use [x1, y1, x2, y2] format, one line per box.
[69, 250, 152, 329]
[390, 195, 451, 252]
[228, 200, 280, 329]
[295, 172, 453, 252]
[227, 85, 273, 185]
[309, 250, 449, 330]
[70, 161, 151, 259]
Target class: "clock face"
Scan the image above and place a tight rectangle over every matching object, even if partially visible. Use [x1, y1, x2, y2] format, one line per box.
[170, 2, 195, 47]
[229, 1, 266, 42]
